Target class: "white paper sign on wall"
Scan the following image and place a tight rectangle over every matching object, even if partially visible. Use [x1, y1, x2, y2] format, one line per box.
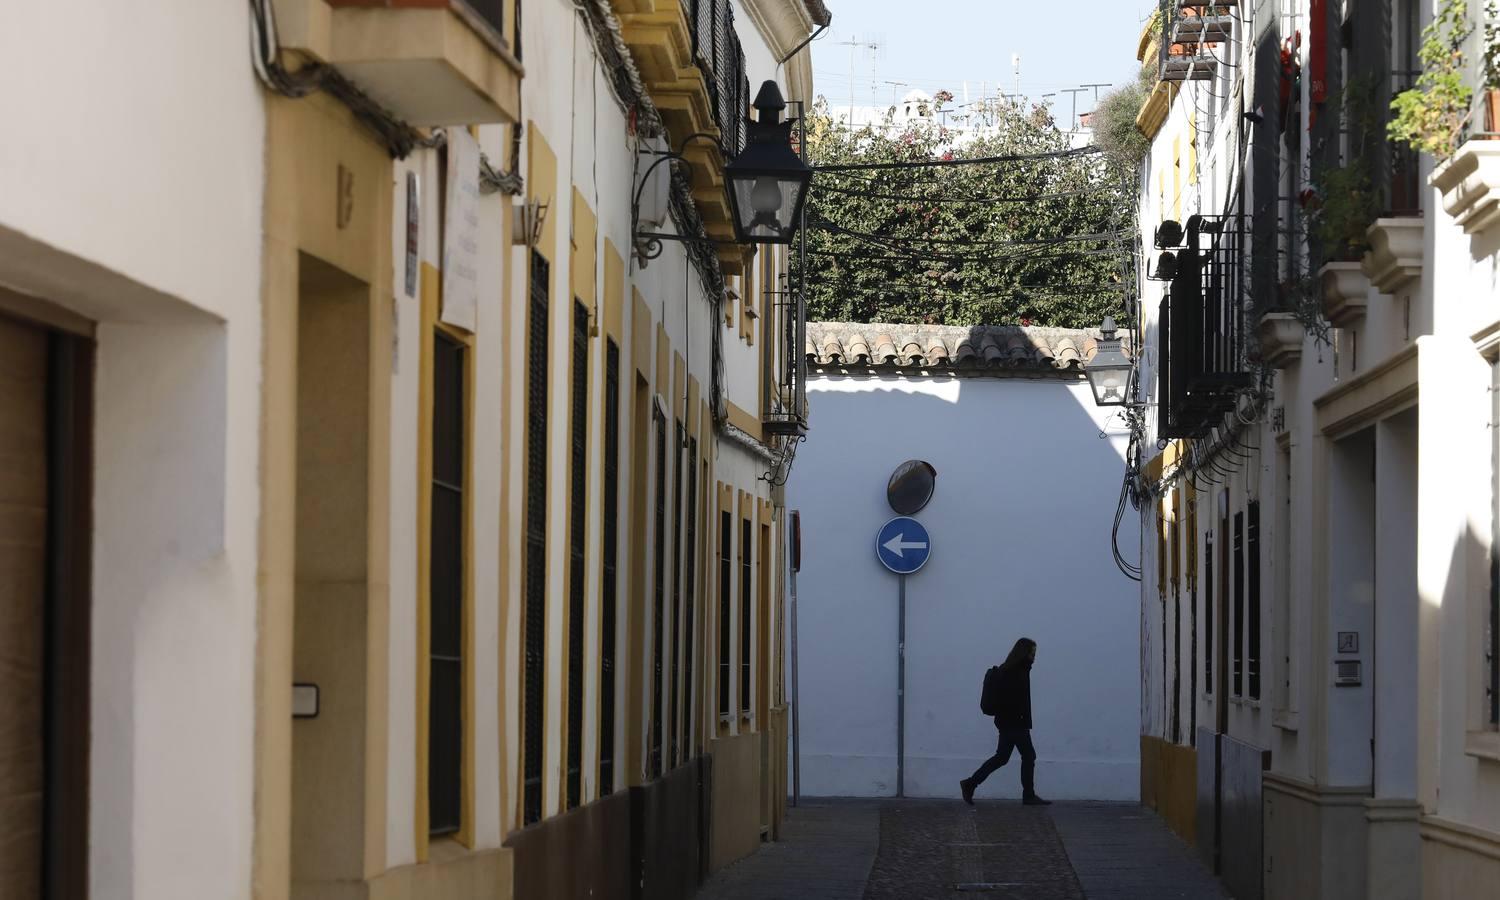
[441, 128, 481, 332]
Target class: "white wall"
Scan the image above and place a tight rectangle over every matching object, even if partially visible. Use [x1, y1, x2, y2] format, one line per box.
[0, 5, 265, 900]
[787, 375, 1141, 800]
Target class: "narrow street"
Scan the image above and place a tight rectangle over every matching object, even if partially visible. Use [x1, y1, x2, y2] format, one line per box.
[698, 801, 1228, 900]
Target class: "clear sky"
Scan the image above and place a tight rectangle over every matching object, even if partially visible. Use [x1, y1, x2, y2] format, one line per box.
[809, 1, 1158, 120]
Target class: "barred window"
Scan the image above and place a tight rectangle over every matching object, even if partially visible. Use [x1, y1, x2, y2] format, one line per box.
[719, 509, 731, 720]
[1248, 501, 1262, 700]
[740, 517, 752, 716]
[599, 341, 620, 794]
[650, 408, 667, 777]
[521, 251, 548, 825]
[683, 440, 700, 755]
[565, 301, 588, 808]
[669, 420, 685, 768]
[429, 332, 465, 835]
[1205, 532, 1214, 696]
[1233, 511, 1245, 698]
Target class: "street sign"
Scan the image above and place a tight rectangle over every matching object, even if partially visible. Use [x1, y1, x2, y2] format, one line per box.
[876, 516, 931, 575]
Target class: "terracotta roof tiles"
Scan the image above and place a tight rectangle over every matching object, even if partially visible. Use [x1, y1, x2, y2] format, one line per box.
[806, 321, 1125, 376]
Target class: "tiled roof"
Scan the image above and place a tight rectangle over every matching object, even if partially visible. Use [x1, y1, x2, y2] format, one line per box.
[806, 321, 1119, 375]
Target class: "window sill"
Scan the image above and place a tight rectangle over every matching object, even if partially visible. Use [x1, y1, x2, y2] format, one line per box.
[1230, 696, 1262, 710]
[1273, 709, 1300, 733]
[1465, 730, 1500, 764]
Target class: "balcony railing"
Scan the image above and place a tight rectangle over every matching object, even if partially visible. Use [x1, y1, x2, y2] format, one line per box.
[685, 0, 748, 156]
[1158, 212, 1253, 440]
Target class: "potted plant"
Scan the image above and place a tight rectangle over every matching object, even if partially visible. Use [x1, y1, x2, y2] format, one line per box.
[1389, 0, 1475, 161]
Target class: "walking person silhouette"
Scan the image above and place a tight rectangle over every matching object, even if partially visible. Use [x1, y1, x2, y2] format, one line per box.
[961, 637, 1051, 806]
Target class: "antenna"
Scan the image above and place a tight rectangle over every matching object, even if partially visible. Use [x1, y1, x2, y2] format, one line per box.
[1011, 53, 1021, 100]
[1060, 87, 1088, 132]
[833, 35, 882, 126]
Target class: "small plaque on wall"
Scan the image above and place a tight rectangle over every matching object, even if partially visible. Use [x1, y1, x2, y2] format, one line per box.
[293, 683, 320, 718]
[1337, 631, 1359, 654]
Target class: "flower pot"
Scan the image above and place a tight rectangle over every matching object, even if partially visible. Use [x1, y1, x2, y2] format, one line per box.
[1487, 89, 1500, 137]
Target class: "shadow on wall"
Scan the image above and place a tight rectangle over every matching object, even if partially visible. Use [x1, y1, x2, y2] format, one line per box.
[787, 374, 1141, 801]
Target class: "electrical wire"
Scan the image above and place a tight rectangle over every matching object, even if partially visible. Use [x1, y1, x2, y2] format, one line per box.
[814, 144, 1102, 172]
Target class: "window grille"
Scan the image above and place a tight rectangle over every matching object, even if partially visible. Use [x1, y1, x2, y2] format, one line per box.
[684, 439, 699, 755]
[429, 332, 466, 835]
[1491, 358, 1500, 727]
[719, 510, 731, 719]
[565, 301, 588, 808]
[1248, 501, 1262, 700]
[669, 421, 685, 768]
[522, 251, 548, 825]
[1233, 511, 1245, 698]
[1205, 533, 1214, 695]
[600, 341, 620, 793]
[1172, 590, 1182, 744]
[740, 517, 752, 715]
[650, 408, 667, 777]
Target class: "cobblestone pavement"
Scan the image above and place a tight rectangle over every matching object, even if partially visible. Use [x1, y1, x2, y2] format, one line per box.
[695, 800, 1230, 900]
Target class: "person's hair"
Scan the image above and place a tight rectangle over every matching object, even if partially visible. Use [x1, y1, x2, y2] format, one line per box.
[1002, 637, 1037, 670]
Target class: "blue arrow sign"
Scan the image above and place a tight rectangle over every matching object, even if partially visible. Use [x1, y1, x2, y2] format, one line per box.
[876, 516, 932, 575]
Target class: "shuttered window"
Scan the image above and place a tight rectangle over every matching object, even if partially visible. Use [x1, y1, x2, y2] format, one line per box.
[565, 301, 588, 808]
[683, 439, 699, 756]
[1232, 511, 1244, 698]
[669, 420, 685, 768]
[1492, 359, 1500, 728]
[650, 408, 667, 777]
[429, 332, 465, 835]
[1248, 501, 1261, 700]
[600, 341, 620, 793]
[719, 509, 731, 720]
[740, 517, 752, 716]
[522, 251, 548, 825]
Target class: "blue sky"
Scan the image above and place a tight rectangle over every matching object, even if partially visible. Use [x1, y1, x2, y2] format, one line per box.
[808, 1, 1157, 118]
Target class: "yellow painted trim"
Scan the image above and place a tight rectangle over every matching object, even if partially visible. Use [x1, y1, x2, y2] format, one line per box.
[1135, 81, 1178, 140]
[725, 400, 763, 444]
[741, 251, 755, 342]
[257, 88, 396, 900]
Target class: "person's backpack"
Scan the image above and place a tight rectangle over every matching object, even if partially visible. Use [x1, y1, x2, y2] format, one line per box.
[980, 665, 1004, 716]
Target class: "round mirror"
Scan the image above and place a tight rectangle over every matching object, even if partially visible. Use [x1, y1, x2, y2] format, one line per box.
[887, 460, 937, 515]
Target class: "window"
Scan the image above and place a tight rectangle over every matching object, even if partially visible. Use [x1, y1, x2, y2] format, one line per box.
[429, 332, 466, 835]
[1189, 505, 1198, 739]
[599, 341, 620, 794]
[1205, 531, 1214, 696]
[1233, 511, 1245, 698]
[650, 408, 667, 777]
[1276, 444, 1293, 712]
[669, 420, 684, 768]
[740, 516, 752, 716]
[683, 438, 700, 756]
[719, 509, 731, 720]
[522, 251, 548, 825]
[565, 302, 588, 808]
[1248, 501, 1262, 700]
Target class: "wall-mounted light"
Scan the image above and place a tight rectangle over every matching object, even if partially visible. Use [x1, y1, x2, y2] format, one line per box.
[1085, 316, 1134, 408]
[1149, 251, 1178, 281]
[725, 81, 813, 245]
[1154, 220, 1184, 249]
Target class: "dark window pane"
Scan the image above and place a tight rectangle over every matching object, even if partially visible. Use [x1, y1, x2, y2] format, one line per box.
[1248, 502, 1261, 700]
[429, 332, 465, 836]
[741, 519, 751, 714]
[1233, 512, 1244, 698]
[428, 658, 463, 834]
[650, 409, 667, 777]
[522, 251, 549, 825]
[566, 302, 588, 808]
[600, 341, 620, 794]
[719, 510, 731, 718]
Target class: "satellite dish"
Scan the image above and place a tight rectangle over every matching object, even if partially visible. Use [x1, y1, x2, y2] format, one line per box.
[887, 460, 937, 515]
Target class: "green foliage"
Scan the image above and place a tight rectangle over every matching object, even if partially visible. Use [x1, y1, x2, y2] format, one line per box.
[1094, 67, 1156, 173]
[1388, 0, 1475, 160]
[1310, 78, 1385, 260]
[793, 94, 1134, 328]
[1485, 2, 1500, 91]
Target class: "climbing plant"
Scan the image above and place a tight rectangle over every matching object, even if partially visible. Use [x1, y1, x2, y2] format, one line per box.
[1389, 0, 1475, 160]
[792, 93, 1136, 328]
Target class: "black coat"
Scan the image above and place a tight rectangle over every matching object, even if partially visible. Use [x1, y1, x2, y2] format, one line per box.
[993, 662, 1033, 729]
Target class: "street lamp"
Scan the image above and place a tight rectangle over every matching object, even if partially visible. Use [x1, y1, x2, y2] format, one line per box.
[1085, 316, 1134, 407]
[725, 80, 813, 245]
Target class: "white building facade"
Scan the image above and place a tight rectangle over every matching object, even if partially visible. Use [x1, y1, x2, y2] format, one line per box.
[788, 322, 1141, 801]
[1129, 1, 1500, 898]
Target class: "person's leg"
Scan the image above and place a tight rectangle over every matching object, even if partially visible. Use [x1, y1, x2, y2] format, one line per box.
[968, 728, 1016, 786]
[1014, 730, 1050, 804]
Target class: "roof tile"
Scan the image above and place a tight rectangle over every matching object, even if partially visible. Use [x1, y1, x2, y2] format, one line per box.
[806, 321, 1129, 377]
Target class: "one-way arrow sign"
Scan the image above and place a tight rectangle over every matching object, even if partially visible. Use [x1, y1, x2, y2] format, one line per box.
[876, 517, 932, 575]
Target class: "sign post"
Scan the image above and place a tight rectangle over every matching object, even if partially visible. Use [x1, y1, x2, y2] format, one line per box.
[876, 516, 931, 799]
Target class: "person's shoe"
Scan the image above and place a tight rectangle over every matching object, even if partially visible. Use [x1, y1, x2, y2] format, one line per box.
[960, 779, 976, 806]
[1022, 793, 1052, 806]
